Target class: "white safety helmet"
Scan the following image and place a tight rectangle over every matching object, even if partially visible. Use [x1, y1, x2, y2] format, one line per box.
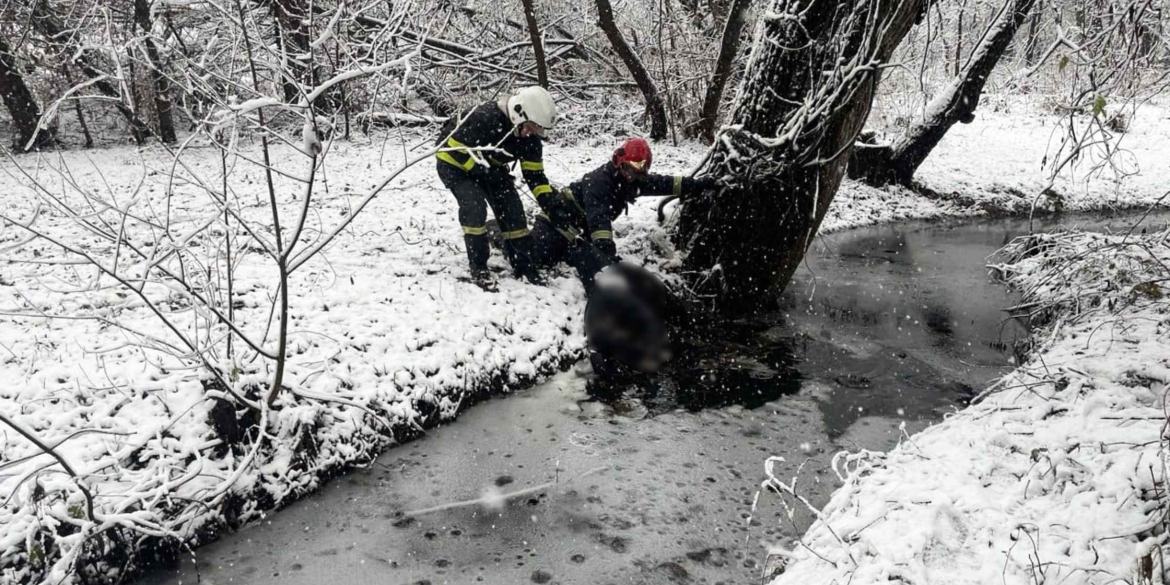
[507, 86, 557, 135]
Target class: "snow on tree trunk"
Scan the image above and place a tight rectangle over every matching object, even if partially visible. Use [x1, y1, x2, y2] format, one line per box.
[696, 0, 752, 143]
[595, 0, 669, 140]
[521, 0, 550, 88]
[134, 0, 177, 143]
[675, 0, 927, 311]
[850, 0, 1038, 186]
[0, 37, 52, 151]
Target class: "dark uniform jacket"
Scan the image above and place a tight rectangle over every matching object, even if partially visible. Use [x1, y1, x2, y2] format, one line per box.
[547, 161, 702, 247]
[435, 101, 554, 200]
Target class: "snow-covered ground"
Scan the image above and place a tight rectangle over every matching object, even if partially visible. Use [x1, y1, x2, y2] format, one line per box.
[0, 105, 1167, 584]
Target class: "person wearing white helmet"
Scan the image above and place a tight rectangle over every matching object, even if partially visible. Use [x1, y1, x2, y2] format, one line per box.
[434, 85, 575, 291]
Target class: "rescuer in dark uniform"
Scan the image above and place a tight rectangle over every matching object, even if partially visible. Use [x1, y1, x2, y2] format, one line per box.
[528, 137, 718, 293]
[435, 86, 575, 291]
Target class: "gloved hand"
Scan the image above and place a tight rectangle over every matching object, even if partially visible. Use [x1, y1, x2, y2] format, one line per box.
[540, 188, 585, 230]
[594, 237, 620, 263]
[466, 159, 495, 181]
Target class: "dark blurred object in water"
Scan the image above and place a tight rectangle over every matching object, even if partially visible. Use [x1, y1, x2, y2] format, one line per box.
[584, 263, 678, 375]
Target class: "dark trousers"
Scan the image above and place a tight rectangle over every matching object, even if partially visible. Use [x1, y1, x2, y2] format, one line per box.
[437, 162, 536, 275]
[529, 217, 612, 294]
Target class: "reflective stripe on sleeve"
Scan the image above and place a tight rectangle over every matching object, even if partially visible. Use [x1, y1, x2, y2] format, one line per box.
[502, 228, 531, 240]
[461, 225, 488, 235]
[521, 161, 544, 171]
[672, 176, 683, 197]
[591, 230, 613, 241]
[436, 137, 476, 171]
[532, 184, 553, 197]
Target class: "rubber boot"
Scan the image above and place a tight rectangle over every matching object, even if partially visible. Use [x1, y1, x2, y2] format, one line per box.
[503, 235, 545, 285]
[465, 234, 497, 291]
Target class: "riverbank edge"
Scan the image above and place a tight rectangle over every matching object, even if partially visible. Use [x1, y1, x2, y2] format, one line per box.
[766, 204, 1169, 582]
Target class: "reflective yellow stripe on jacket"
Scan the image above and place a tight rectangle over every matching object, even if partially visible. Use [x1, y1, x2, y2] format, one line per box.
[436, 137, 476, 171]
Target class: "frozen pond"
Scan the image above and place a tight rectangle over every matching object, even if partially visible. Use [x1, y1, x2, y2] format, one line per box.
[136, 211, 1168, 585]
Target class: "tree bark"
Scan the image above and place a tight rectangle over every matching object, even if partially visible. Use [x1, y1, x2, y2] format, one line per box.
[0, 37, 53, 151]
[675, 0, 927, 310]
[954, 3, 965, 77]
[134, 0, 177, 143]
[62, 63, 92, 148]
[594, 0, 668, 140]
[696, 0, 751, 142]
[30, 0, 153, 144]
[520, 0, 550, 88]
[269, 0, 312, 103]
[1023, 0, 1043, 65]
[849, 0, 1038, 186]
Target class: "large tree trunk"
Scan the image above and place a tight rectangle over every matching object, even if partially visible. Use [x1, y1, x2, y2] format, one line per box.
[520, 0, 550, 88]
[594, 0, 668, 140]
[849, 0, 1038, 186]
[696, 0, 752, 142]
[675, 0, 927, 310]
[134, 0, 177, 143]
[31, 0, 153, 144]
[0, 37, 53, 151]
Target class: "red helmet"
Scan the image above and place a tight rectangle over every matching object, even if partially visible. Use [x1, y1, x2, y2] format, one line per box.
[614, 137, 652, 173]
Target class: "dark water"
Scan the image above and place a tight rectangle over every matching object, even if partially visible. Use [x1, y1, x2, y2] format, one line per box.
[658, 211, 1170, 437]
[136, 211, 1168, 585]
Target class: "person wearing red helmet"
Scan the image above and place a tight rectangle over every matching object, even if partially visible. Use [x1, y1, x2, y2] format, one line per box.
[528, 137, 718, 292]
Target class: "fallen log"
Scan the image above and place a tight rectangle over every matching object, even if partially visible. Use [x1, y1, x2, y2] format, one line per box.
[358, 112, 448, 131]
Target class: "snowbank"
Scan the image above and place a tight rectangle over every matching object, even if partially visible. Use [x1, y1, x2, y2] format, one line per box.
[767, 222, 1170, 584]
[0, 105, 1166, 584]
